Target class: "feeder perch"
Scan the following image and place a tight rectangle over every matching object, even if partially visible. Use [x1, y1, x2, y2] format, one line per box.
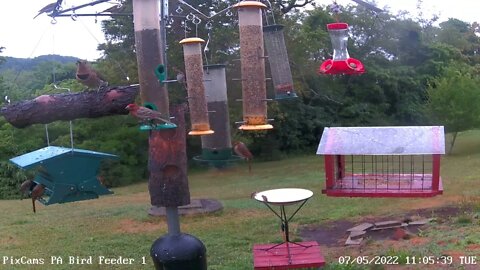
[180, 37, 214, 136]
[316, 126, 444, 198]
[139, 102, 177, 131]
[10, 146, 118, 205]
[155, 64, 166, 82]
[263, 24, 298, 100]
[318, 23, 365, 75]
[234, 1, 273, 131]
[193, 65, 242, 168]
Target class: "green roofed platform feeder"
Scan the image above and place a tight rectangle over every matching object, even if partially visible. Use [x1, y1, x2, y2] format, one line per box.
[10, 146, 118, 205]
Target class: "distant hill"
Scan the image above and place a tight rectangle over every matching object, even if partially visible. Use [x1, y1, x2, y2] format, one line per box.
[0, 55, 79, 72]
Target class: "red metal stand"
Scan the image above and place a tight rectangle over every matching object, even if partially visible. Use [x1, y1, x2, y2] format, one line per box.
[253, 241, 325, 269]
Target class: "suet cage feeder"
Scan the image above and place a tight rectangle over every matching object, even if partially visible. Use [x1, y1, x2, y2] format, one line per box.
[318, 23, 365, 75]
[234, 1, 273, 131]
[180, 37, 214, 136]
[263, 24, 298, 100]
[193, 65, 242, 167]
[316, 126, 444, 198]
[10, 146, 118, 205]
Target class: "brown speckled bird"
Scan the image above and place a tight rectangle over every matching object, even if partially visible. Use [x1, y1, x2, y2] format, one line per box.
[125, 104, 172, 127]
[76, 60, 108, 91]
[233, 141, 253, 173]
[30, 183, 45, 213]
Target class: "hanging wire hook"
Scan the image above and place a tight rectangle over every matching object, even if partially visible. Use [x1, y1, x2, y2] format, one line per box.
[205, 21, 213, 30]
[50, 18, 58, 24]
[192, 15, 201, 25]
[226, 10, 233, 17]
[175, 6, 184, 14]
[186, 13, 194, 21]
[53, 84, 75, 150]
[70, 12, 78, 21]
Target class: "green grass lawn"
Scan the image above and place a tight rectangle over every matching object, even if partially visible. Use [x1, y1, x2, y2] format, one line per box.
[1, 131, 480, 269]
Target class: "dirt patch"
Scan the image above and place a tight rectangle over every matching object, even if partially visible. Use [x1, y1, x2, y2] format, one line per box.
[300, 205, 464, 247]
[115, 218, 163, 234]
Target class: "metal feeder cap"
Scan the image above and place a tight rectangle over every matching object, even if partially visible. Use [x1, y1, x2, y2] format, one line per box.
[233, 1, 267, 9]
[179, 37, 205, 44]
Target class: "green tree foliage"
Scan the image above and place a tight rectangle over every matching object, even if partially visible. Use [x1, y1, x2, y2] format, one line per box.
[1, 2, 480, 197]
[425, 64, 480, 153]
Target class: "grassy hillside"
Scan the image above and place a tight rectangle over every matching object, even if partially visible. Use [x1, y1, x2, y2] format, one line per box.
[0, 131, 479, 269]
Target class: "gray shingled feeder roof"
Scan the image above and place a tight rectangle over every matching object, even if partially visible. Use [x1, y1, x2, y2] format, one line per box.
[316, 126, 445, 155]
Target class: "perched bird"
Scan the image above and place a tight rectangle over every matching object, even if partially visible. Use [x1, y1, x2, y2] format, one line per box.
[19, 179, 34, 198]
[233, 141, 253, 173]
[76, 60, 108, 91]
[172, 66, 187, 90]
[125, 104, 172, 127]
[33, 2, 59, 19]
[30, 183, 46, 213]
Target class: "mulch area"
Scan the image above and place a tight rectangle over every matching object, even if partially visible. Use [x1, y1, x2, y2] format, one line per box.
[300, 205, 463, 247]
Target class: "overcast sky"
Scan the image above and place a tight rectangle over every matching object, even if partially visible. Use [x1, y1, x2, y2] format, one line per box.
[0, 0, 479, 60]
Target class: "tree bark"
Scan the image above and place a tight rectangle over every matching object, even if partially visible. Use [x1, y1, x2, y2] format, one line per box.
[0, 85, 139, 128]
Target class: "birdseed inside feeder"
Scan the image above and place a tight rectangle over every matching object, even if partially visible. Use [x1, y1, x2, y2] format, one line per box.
[180, 37, 214, 136]
[263, 24, 297, 100]
[318, 23, 365, 75]
[234, 1, 273, 130]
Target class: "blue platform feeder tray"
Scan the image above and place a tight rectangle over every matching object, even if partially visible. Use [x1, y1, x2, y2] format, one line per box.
[10, 146, 119, 205]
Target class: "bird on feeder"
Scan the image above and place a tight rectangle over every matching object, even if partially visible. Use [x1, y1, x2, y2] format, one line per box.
[75, 60, 108, 91]
[125, 104, 172, 128]
[19, 179, 34, 198]
[172, 66, 187, 90]
[30, 183, 45, 213]
[233, 141, 253, 173]
[33, 2, 59, 19]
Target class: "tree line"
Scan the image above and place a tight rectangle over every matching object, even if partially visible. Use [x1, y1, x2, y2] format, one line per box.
[0, 0, 479, 199]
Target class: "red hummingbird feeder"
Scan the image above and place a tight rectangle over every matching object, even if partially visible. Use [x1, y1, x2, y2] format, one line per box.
[318, 22, 364, 75]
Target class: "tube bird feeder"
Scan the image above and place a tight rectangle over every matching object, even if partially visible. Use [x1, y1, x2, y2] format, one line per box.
[234, 1, 273, 131]
[180, 37, 214, 136]
[194, 65, 242, 167]
[318, 23, 365, 75]
[263, 24, 297, 100]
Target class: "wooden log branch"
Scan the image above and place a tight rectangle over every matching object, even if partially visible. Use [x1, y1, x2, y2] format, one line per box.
[0, 85, 140, 128]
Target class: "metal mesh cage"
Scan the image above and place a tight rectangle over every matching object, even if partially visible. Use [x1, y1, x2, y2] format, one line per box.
[263, 24, 297, 100]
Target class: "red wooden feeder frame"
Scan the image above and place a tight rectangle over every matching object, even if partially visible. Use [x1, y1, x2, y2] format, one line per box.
[317, 126, 445, 198]
[318, 22, 365, 75]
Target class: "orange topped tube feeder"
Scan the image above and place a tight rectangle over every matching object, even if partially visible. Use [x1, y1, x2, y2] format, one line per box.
[318, 23, 365, 75]
[180, 37, 214, 136]
[234, 1, 273, 131]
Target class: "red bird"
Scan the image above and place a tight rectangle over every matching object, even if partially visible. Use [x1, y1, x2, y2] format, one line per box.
[233, 141, 253, 173]
[76, 60, 108, 91]
[30, 183, 45, 213]
[125, 104, 172, 127]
